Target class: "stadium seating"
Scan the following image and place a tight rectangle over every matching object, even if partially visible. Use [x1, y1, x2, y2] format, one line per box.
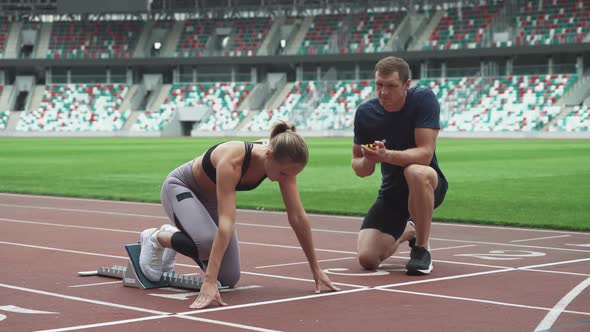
[347, 11, 405, 53]
[0, 16, 11, 58]
[0, 110, 7, 130]
[132, 82, 252, 131]
[245, 80, 372, 131]
[0, 84, 5, 129]
[16, 84, 129, 131]
[300, 80, 373, 130]
[550, 104, 590, 131]
[176, 17, 271, 57]
[47, 20, 143, 59]
[245, 81, 313, 131]
[512, 0, 590, 46]
[439, 74, 577, 131]
[425, 1, 503, 50]
[0, 82, 7, 129]
[297, 14, 346, 55]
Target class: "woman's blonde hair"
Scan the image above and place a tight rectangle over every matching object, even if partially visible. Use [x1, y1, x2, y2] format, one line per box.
[268, 120, 308, 165]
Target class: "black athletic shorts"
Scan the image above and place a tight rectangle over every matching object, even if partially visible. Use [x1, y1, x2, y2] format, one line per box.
[360, 174, 448, 240]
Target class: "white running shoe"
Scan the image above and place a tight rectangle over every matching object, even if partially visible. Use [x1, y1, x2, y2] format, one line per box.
[159, 224, 179, 273]
[139, 228, 164, 282]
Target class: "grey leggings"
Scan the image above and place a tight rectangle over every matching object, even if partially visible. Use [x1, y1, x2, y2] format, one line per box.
[160, 161, 240, 287]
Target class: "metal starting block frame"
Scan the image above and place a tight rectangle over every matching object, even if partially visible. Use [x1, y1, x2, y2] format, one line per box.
[78, 243, 223, 290]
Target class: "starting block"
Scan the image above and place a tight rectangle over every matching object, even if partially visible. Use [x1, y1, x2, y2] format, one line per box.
[78, 243, 223, 290]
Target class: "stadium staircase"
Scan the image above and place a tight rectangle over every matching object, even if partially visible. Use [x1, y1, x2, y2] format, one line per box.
[6, 112, 20, 130]
[132, 20, 155, 58]
[410, 10, 444, 50]
[195, 82, 254, 131]
[28, 85, 44, 113]
[545, 72, 590, 131]
[2, 17, 19, 58]
[284, 16, 313, 55]
[160, 20, 184, 57]
[0, 84, 12, 110]
[549, 104, 590, 131]
[35, 22, 51, 58]
[243, 82, 297, 131]
[257, 16, 285, 56]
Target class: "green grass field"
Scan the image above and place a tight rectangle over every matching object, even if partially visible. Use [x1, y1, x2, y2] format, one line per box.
[0, 137, 588, 231]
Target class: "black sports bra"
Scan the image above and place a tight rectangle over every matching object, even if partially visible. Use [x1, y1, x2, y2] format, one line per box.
[201, 141, 267, 191]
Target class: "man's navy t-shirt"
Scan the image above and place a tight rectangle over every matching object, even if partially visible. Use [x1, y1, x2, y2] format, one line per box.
[353, 86, 447, 200]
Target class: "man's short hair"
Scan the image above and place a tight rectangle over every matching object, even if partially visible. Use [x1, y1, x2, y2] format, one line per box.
[375, 56, 410, 82]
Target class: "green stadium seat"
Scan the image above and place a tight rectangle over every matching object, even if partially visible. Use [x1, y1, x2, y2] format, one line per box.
[17, 84, 130, 131]
[47, 20, 143, 59]
[132, 82, 252, 131]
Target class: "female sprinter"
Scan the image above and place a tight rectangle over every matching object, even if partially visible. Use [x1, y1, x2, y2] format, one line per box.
[138, 121, 340, 309]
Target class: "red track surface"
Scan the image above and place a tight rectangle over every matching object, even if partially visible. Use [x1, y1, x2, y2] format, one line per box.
[0, 193, 589, 331]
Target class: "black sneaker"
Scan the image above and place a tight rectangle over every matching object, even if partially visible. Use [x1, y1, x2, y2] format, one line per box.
[406, 246, 433, 276]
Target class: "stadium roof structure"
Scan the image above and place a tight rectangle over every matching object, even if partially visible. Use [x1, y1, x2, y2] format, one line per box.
[1, 0, 488, 15]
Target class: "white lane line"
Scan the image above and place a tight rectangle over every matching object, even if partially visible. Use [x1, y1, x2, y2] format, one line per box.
[430, 223, 590, 235]
[375, 268, 516, 289]
[239, 222, 358, 235]
[69, 281, 122, 288]
[0, 241, 128, 259]
[256, 257, 356, 269]
[0, 203, 167, 219]
[239, 241, 357, 254]
[522, 268, 590, 277]
[242, 271, 365, 289]
[0, 305, 58, 314]
[0, 240, 365, 289]
[431, 238, 590, 253]
[35, 316, 171, 332]
[178, 288, 369, 315]
[175, 315, 281, 332]
[254, 245, 478, 270]
[380, 288, 590, 317]
[2, 195, 589, 236]
[0, 193, 160, 206]
[0, 283, 166, 315]
[511, 235, 571, 243]
[534, 276, 590, 331]
[0, 217, 139, 234]
[413, 244, 478, 253]
[566, 243, 590, 247]
[0, 238, 510, 272]
[520, 258, 590, 270]
[3, 213, 589, 255]
[35, 313, 281, 332]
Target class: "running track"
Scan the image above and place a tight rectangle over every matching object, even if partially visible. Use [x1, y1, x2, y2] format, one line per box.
[0, 193, 589, 331]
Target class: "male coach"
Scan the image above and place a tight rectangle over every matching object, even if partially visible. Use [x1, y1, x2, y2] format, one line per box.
[351, 56, 448, 275]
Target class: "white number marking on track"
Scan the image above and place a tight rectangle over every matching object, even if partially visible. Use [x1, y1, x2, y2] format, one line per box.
[455, 250, 545, 261]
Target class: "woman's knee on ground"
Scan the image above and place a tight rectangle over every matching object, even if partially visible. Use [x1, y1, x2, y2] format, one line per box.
[218, 266, 240, 287]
